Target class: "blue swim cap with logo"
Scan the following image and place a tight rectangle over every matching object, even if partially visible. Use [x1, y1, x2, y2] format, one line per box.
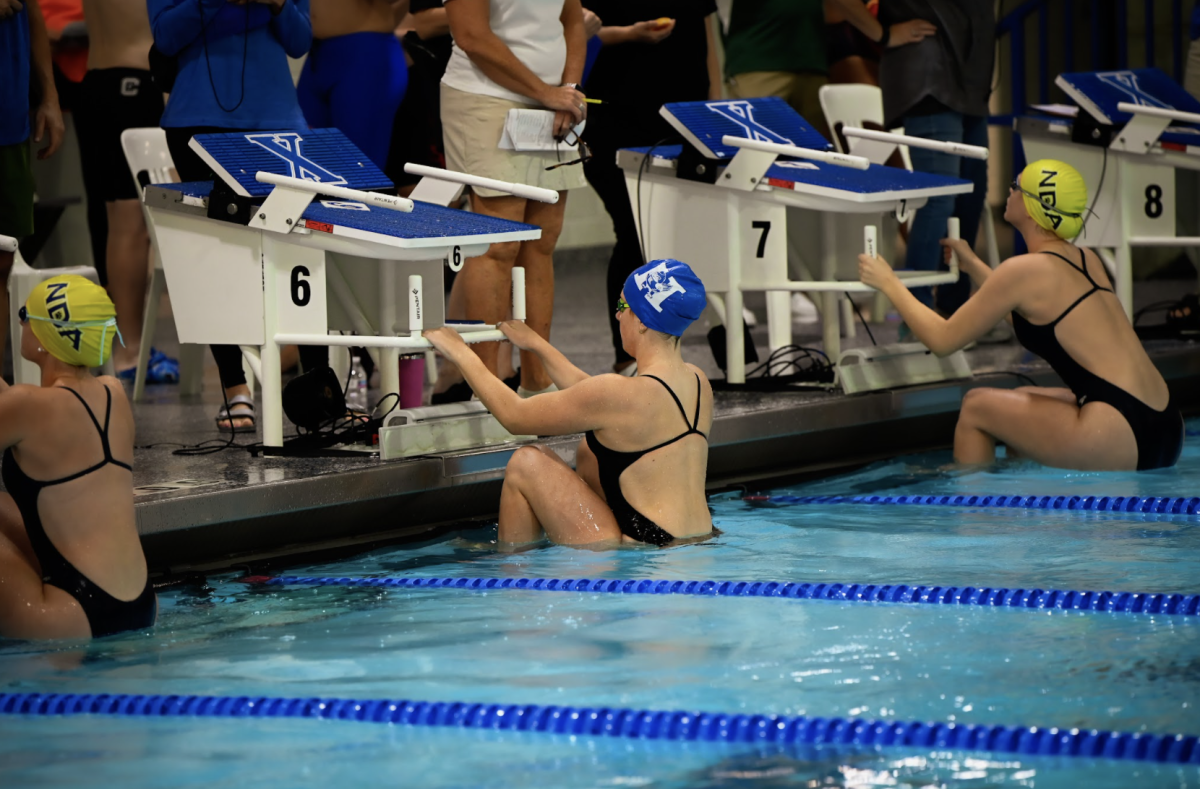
[623, 259, 707, 337]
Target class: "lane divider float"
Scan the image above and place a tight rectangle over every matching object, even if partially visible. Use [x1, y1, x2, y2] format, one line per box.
[744, 494, 1200, 517]
[2, 691, 1195, 764]
[244, 575, 1200, 617]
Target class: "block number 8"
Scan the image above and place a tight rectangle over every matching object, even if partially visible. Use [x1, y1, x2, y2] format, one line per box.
[1145, 184, 1163, 219]
[290, 265, 311, 307]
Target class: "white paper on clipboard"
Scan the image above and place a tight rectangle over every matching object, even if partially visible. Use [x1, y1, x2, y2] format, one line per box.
[498, 109, 587, 153]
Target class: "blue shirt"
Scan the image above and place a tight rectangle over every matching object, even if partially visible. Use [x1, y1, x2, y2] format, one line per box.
[149, 0, 312, 130]
[0, 8, 31, 146]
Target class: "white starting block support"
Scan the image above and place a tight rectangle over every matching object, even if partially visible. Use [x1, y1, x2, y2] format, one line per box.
[838, 219, 973, 393]
[1020, 68, 1200, 317]
[619, 97, 980, 385]
[144, 128, 546, 448]
[378, 400, 534, 460]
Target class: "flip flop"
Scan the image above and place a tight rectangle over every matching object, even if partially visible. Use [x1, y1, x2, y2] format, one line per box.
[216, 394, 256, 434]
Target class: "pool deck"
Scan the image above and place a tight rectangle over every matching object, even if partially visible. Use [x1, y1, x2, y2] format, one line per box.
[38, 248, 1200, 574]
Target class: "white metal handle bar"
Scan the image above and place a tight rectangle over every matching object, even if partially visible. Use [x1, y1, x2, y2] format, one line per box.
[842, 127, 989, 160]
[0, 235, 16, 253]
[275, 329, 508, 350]
[1116, 102, 1200, 125]
[720, 135, 871, 170]
[404, 163, 560, 204]
[256, 172, 414, 212]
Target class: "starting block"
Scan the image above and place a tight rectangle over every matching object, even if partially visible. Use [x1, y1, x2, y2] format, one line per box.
[618, 97, 982, 386]
[1018, 68, 1200, 316]
[143, 128, 555, 448]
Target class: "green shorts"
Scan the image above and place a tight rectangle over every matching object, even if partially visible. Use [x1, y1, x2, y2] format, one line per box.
[0, 141, 34, 240]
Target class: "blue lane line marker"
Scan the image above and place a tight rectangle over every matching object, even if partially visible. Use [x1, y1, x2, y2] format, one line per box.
[251, 576, 1200, 617]
[2, 691, 1195, 765]
[744, 494, 1200, 518]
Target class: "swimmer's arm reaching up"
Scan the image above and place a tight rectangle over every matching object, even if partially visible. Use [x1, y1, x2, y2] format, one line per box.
[424, 327, 617, 436]
[859, 252, 1025, 356]
[497, 320, 589, 390]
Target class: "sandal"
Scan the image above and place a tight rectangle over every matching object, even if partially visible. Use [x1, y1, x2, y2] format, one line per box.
[216, 394, 256, 434]
[1166, 293, 1200, 335]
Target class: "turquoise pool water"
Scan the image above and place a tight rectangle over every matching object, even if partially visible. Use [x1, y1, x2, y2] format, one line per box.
[1, 423, 1198, 787]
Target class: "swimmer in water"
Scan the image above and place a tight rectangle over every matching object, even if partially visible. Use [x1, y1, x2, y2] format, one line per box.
[424, 259, 713, 548]
[858, 159, 1183, 471]
[0, 276, 155, 639]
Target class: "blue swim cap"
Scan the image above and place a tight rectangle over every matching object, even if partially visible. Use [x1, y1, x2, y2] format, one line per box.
[623, 259, 707, 337]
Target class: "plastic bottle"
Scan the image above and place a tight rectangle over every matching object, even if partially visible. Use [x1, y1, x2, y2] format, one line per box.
[347, 356, 368, 412]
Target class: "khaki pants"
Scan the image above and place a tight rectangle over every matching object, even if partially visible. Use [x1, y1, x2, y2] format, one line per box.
[727, 71, 830, 140]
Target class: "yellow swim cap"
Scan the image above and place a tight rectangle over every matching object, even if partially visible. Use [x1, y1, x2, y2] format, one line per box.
[1017, 159, 1088, 240]
[23, 275, 121, 367]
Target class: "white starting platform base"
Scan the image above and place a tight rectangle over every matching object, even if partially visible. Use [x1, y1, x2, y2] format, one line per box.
[379, 401, 534, 460]
[1019, 68, 1200, 316]
[837, 343, 972, 395]
[143, 128, 555, 449]
[619, 97, 985, 386]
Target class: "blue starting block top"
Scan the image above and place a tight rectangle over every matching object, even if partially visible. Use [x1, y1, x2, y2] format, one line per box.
[154, 182, 539, 242]
[660, 97, 831, 159]
[1056, 68, 1200, 148]
[623, 145, 970, 198]
[190, 128, 394, 198]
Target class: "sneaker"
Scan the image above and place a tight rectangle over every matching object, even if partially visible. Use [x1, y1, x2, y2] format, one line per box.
[742, 307, 758, 327]
[116, 348, 179, 384]
[790, 293, 819, 324]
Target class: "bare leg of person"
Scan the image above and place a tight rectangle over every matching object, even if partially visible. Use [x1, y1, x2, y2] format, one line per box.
[0, 251, 12, 373]
[105, 199, 152, 372]
[954, 387, 1139, 470]
[499, 445, 622, 547]
[454, 193, 526, 375]
[574, 437, 603, 500]
[0, 529, 90, 640]
[0, 493, 37, 571]
[516, 193, 568, 391]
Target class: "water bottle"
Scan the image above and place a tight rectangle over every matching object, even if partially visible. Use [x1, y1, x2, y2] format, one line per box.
[347, 355, 368, 412]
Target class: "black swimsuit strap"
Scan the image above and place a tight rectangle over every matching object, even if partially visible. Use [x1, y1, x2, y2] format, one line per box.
[55, 386, 132, 475]
[1041, 248, 1114, 326]
[642, 374, 705, 434]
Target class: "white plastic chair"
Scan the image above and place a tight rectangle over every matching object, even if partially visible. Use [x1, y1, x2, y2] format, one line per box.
[4, 235, 111, 384]
[818, 84, 914, 170]
[119, 128, 209, 400]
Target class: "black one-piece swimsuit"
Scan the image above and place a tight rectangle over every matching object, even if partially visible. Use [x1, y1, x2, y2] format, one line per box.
[585, 375, 708, 546]
[1011, 249, 1184, 470]
[2, 386, 156, 637]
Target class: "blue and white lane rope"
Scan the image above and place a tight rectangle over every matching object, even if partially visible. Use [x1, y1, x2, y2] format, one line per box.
[248, 576, 1200, 617]
[2, 692, 1195, 765]
[744, 493, 1200, 517]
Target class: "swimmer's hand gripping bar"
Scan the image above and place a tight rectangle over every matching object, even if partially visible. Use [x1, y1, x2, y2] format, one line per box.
[719, 135, 871, 170]
[842, 127, 989, 160]
[255, 172, 415, 212]
[857, 218, 959, 291]
[403, 163, 560, 204]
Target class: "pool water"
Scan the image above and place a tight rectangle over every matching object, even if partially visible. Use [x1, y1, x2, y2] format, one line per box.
[2, 423, 1198, 787]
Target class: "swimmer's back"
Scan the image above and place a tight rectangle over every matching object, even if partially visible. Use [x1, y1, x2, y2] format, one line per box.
[1009, 245, 1168, 410]
[591, 364, 713, 537]
[5, 378, 145, 601]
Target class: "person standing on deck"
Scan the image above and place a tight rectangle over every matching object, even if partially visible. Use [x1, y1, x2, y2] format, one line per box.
[77, 0, 179, 383]
[298, 0, 409, 171]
